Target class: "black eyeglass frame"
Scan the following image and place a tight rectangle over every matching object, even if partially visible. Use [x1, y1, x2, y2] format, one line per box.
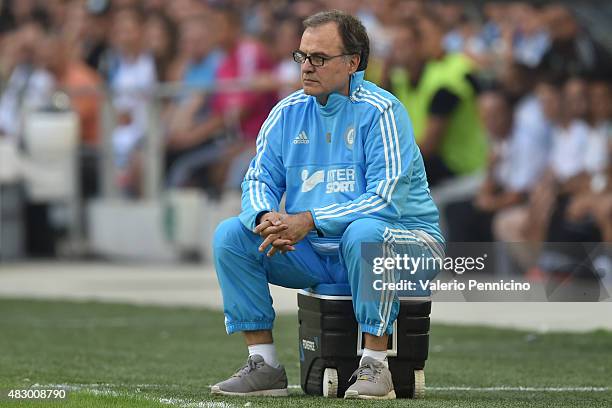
[292, 49, 354, 67]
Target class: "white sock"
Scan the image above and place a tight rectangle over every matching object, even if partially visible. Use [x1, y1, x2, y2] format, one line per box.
[248, 343, 280, 368]
[361, 348, 388, 368]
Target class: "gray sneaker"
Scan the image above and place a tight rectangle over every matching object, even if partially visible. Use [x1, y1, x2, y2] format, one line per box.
[210, 354, 288, 397]
[344, 357, 396, 400]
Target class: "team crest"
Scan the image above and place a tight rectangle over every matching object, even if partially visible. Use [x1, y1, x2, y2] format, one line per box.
[344, 126, 355, 149]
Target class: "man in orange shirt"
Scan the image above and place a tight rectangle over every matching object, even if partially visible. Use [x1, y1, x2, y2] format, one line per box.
[36, 35, 103, 198]
[37, 35, 102, 146]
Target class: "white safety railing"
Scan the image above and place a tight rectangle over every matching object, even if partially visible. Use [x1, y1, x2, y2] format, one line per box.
[42, 80, 275, 259]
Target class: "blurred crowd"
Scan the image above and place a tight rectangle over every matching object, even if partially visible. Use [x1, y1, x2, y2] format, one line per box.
[1, 0, 611, 257]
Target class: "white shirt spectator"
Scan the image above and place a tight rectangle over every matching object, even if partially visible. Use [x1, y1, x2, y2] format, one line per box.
[358, 10, 393, 59]
[507, 94, 552, 191]
[110, 53, 157, 167]
[513, 31, 550, 68]
[583, 121, 611, 174]
[549, 120, 590, 181]
[491, 137, 514, 190]
[275, 58, 300, 99]
[444, 29, 487, 57]
[0, 65, 54, 140]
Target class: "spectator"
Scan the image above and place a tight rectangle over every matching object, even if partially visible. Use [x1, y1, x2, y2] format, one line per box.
[62, 1, 90, 61]
[495, 77, 591, 245]
[174, 13, 223, 94]
[143, 0, 166, 14]
[271, 17, 302, 98]
[7, 0, 40, 27]
[242, 1, 276, 38]
[0, 0, 16, 34]
[438, 4, 488, 67]
[0, 31, 19, 83]
[289, 0, 324, 20]
[166, 5, 276, 194]
[533, 75, 577, 229]
[387, 15, 487, 186]
[533, 77, 611, 278]
[113, 0, 141, 9]
[358, 0, 397, 60]
[108, 6, 157, 193]
[34, 33, 104, 200]
[357, 0, 397, 85]
[553, 78, 612, 241]
[35, 34, 102, 146]
[583, 78, 612, 176]
[499, 63, 552, 188]
[492, 78, 561, 269]
[39, 0, 69, 32]
[471, 1, 507, 72]
[164, 13, 225, 188]
[547, 77, 590, 184]
[510, 3, 551, 68]
[257, 17, 302, 99]
[479, 2, 505, 51]
[539, 5, 612, 78]
[446, 90, 523, 241]
[78, 1, 113, 84]
[144, 12, 178, 82]
[0, 21, 52, 140]
[164, 0, 208, 25]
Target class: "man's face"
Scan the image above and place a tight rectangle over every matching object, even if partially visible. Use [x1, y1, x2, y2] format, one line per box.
[392, 26, 421, 67]
[590, 82, 612, 123]
[298, 22, 358, 101]
[180, 21, 213, 61]
[545, 6, 578, 41]
[478, 92, 511, 138]
[563, 78, 589, 120]
[215, 11, 240, 49]
[536, 83, 561, 122]
[36, 38, 64, 75]
[418, 19, 443, 59]
[501, 64, 528, 98]
[113, 11, 142, 53]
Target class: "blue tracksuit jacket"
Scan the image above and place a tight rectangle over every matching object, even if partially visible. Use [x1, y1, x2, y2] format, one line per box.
[239, 70, 443, 251]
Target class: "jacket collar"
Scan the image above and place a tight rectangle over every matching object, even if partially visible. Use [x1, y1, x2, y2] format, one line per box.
[316, 71, 365, 116]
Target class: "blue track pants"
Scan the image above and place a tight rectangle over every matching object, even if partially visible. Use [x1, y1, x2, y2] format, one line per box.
[213, 217, 441, 336]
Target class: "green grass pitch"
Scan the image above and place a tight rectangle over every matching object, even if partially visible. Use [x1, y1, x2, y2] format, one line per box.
[0, 298, 610, 407]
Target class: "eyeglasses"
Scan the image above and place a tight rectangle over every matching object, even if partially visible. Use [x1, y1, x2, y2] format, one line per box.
[292, 50, 353, 67]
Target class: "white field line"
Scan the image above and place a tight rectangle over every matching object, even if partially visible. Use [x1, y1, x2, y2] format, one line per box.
[286, 384, 611, 392]
[37, 383, 177, 388]
[32, 384, 235, 408]
[425, 386, 610, 392]
[34, 382, 610, 399]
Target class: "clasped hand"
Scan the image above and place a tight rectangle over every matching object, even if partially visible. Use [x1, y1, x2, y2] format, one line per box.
[253, 211, 314, 257]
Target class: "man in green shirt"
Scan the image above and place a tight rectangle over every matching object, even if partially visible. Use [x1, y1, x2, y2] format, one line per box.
[388, 15, 487, 186]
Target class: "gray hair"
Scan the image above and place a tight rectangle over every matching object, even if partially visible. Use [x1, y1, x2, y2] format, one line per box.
[303, 10, 370, 72]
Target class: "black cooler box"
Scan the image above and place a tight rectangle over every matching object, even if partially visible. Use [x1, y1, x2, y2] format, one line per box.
[297, 283, 431, 398]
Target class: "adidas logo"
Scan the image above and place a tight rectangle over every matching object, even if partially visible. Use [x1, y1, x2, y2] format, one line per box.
[293, 131, 310, 144]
